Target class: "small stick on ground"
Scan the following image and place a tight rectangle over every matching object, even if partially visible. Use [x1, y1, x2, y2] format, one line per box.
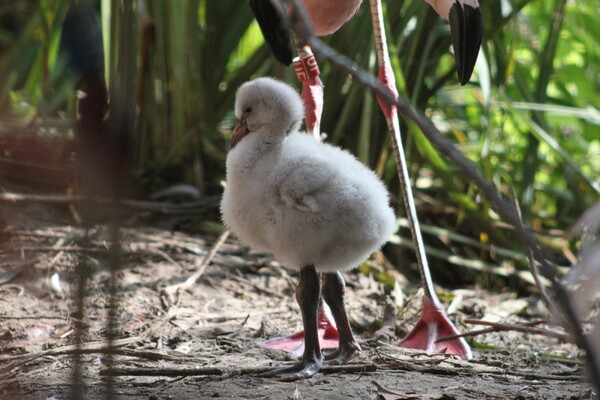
[162, 230, 230, 308]
[371, 380, 411, 397]
[229, 273, 286, 299]
[437, 319, 546, 343]
[377, 349, 580, 381]
[0, 336, 142, 378]
[440, 319, 570, 343]
[100, 363, 377, 377]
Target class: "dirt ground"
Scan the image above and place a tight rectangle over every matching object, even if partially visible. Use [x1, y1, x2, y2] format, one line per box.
[0, 194, 596, 400]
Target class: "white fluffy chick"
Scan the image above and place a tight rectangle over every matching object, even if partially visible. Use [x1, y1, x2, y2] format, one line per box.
[221, 77, 395, 381]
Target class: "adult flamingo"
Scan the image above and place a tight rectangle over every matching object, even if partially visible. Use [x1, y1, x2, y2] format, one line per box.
[250, 0, 482, 136]
[249, 0, 482, 361]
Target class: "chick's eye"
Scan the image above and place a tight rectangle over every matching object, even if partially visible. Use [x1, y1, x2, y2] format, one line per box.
[244, 107, 252, 113]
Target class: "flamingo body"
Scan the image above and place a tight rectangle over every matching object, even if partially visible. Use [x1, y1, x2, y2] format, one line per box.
[303, 0, 363, 36]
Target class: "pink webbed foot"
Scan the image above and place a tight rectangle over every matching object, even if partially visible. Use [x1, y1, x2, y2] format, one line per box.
[258, 305, 339, 357]
[397, 295, 472, 360]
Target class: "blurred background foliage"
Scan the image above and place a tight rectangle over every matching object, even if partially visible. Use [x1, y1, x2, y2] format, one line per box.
[0, 0, 598, 289]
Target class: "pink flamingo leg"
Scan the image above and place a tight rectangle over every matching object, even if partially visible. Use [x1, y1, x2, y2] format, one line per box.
[369, 0, 471, 359]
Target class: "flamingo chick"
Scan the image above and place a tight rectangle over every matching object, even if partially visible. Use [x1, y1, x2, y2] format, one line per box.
[221, 77, 396, 381]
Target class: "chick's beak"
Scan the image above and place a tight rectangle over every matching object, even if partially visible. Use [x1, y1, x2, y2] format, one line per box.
[231, 118, 249, 149]
[448, 1, 483, 85]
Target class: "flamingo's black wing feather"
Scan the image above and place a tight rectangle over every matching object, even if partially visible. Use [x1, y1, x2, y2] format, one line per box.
[448, 2, 483, 85]
[249, 0, 293, 65]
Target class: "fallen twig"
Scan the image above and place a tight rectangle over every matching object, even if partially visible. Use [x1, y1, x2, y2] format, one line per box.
[436, 319, 545, 343]
[377, 349, 580, 381]
[457, 319, 570, 342]
[0, 336, 142, 379]
[0, 344, 190, 364]
[100, 366, 224, 377]
[371, 380, 409, 397]
[161, 230, 230, 309]
[99, 363, 377, 377]
[229, 273, 286, 299]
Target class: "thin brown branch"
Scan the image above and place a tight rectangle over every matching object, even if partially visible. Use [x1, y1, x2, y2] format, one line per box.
[456, 319, 570, 342]
[376, 348, 580, 381]
[99, 363, 377, 377]
[0, 336, 142, 375]
[229, 273, 286, 299]
[161, 230, 230, 309]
